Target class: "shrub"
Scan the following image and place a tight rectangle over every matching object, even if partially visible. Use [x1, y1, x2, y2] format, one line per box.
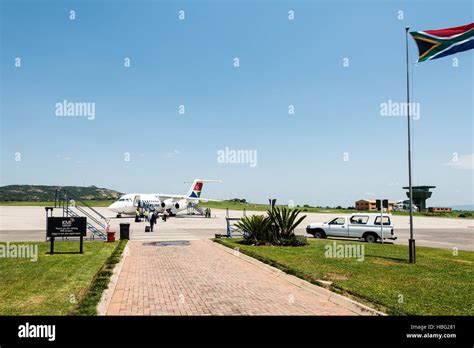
[234, 207, 307, 247]
[235, 215, 274, 245]
[280, 235, 308, 246]
[267, 206, 307, 238]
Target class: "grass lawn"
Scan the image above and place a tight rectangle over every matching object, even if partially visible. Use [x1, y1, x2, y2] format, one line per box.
[0, 241, 120, 315]
[200, 201, 358, 214]
[1, 200, 471, 220]
[1, 200, 472, 219]
[200, 201, 473, 219]
[215, 238, 474, 315]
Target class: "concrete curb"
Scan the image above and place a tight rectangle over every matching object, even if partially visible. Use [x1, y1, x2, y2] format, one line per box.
[97, 243, 130, 316]
[209, 239, 386, 316]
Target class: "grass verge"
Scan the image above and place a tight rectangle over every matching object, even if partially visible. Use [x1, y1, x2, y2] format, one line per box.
[72, 239, 127, 315]
[214, 238, 474, 316]
[0, 240, 125, 315]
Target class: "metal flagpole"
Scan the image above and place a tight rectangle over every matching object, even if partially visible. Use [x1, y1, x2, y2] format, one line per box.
[406, 26, 416, 263]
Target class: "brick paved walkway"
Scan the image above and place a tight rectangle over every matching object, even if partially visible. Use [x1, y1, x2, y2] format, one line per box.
[106, 240, 357, 315]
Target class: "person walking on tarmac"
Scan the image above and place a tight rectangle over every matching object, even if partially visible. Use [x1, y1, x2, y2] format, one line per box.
[144, 208, 149, 222]
[149, 209, 158, 232]
[148, 208, 152, 222]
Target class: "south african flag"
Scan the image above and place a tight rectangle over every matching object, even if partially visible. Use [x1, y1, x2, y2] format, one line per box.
[410, 23, 474, 62]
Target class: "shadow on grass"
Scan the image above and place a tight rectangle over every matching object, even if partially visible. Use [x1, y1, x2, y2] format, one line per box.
[368, 255, 410, 264]
[47, 251, 83, 255]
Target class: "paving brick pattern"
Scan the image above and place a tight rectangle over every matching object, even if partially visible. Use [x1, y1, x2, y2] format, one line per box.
[107, 240, 357, 315]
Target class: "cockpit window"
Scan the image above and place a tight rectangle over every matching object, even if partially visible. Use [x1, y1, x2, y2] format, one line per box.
[116, 197, 132, 202]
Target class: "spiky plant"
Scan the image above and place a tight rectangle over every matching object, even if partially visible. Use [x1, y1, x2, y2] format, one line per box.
[235, 214, 272, 244]
[267, 206, 307, 238]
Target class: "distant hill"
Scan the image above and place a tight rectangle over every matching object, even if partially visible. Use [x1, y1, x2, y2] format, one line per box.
[0, 185, 123, 201]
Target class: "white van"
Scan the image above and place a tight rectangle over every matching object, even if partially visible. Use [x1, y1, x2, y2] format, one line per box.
[306, 213, 396, 243]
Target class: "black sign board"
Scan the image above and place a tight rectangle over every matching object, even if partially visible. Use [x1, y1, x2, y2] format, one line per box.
[46, 217, 86, 254]
[47, 217, 86, 237]
[376, 199, 389, 210]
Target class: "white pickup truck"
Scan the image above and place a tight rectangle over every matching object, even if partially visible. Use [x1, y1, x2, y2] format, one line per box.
[306, 213, 397, 243]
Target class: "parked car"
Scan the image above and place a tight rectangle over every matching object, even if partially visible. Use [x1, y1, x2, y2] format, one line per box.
[306, 213, 397, 243]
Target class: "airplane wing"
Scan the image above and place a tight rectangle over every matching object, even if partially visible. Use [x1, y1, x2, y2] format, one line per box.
[193, 198, 221, 202]
[157, 194, 187, 200]
[158, 194, 220, 202]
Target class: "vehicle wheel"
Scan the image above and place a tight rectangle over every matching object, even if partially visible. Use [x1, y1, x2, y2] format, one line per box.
[364, 233, 377, 243]
[116, 214, 122, 218]
[313, 230, 326, 239]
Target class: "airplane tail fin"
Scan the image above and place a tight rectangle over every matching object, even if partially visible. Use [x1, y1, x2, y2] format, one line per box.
[186, 179, 221, 198]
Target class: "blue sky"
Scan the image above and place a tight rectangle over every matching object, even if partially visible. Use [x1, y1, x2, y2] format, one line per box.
[1, 0, 473, 207]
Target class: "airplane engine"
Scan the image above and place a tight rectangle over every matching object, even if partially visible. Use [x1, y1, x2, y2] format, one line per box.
[174, 199, 188, 210]
[161, 199, 174, 210]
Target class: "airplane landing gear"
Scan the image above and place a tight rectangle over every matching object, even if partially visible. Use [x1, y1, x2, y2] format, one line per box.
[116, 214, 122, 218]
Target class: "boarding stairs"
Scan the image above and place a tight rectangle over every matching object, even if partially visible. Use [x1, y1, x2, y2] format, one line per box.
[186, 202, 205, 216]
[54, 189, 108, 240]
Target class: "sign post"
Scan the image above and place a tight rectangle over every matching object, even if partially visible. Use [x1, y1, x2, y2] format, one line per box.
[376, 200, 383, 244]
[268, 199, 276, 212]
[47, 217, 87, 254]
[380, 201, 384, 244]
[376, 199, 389, 244]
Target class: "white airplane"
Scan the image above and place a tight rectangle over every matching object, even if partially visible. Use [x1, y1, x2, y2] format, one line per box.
[107, 179, 221, 217]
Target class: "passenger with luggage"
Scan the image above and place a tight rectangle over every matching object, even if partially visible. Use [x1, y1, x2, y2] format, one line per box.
[149, 209, 158, 232]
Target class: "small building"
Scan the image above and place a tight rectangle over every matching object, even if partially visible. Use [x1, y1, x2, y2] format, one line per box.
[355, 199, 395, 211]
[428, 207, 452, 213]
